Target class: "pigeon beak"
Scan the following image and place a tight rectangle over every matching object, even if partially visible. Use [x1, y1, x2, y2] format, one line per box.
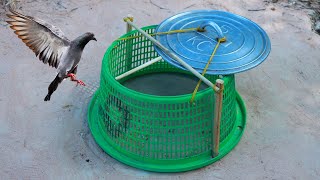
[93, 37, 97, 41]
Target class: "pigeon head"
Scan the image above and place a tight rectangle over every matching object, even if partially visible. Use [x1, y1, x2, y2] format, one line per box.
[74, 32, 97, 49]
[86, 32, 97, 42]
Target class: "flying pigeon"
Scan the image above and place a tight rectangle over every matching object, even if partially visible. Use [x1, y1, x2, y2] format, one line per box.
[6, 8, 97, 101]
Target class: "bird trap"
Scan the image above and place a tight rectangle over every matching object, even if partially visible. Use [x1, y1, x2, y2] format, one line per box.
[88, 10, 270, 172]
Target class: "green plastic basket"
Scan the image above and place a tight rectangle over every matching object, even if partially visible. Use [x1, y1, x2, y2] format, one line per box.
[88, 25, 246, 172]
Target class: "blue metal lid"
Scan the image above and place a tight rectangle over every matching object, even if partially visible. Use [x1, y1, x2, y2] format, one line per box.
[154, 10, 271, 75]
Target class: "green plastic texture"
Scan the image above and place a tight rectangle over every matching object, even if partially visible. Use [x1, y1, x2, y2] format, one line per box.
[88, 25, 246, 172]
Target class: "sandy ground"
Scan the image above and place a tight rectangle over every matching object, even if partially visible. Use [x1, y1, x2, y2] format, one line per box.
[0, 0, 320, 179]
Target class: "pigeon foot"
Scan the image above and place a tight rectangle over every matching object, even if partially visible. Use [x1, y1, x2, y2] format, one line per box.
[67, 73, 86, 86]
[76, 80, 86, 86]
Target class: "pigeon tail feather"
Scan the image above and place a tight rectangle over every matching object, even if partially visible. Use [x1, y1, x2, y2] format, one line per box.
[44, 74, 63, 101]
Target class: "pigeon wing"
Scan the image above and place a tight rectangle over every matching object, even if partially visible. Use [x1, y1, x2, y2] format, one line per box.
[6, 10, 70, 68]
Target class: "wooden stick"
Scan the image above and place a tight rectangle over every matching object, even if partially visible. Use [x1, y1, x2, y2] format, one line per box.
[125, 14, 134, 72]
[115, 57, 162, 80]
[126, 14, 134, 33]
[123, 17, 220, 92]
[212, 79, 224, 158]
